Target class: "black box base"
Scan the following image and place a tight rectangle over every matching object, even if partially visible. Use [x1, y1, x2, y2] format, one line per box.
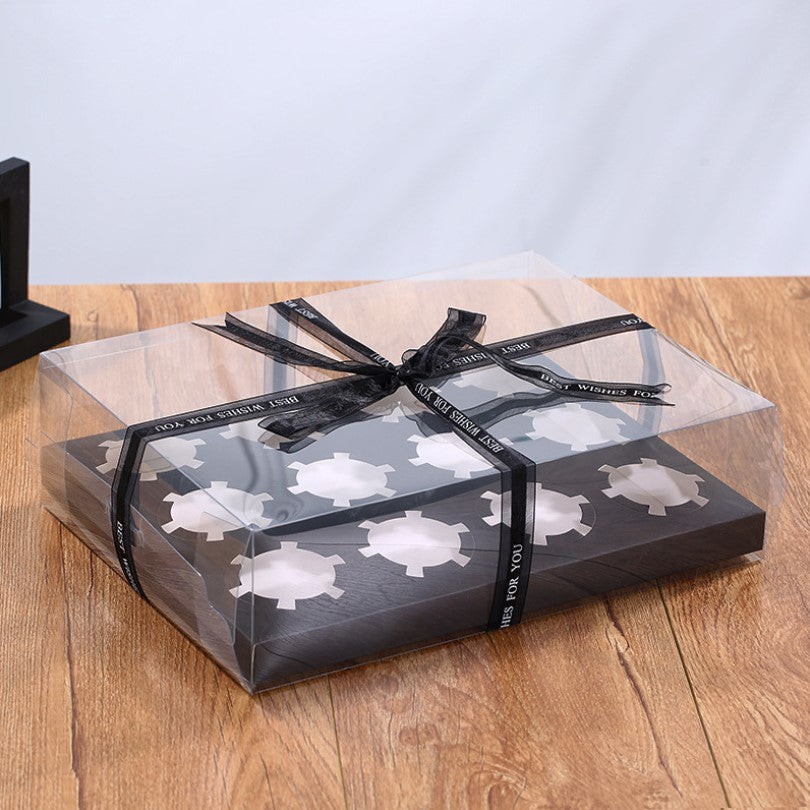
[0, 300, 70, 372]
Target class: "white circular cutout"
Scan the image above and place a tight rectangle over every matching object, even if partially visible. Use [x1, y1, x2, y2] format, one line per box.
[97, 436, 205, 480]
[360, 510, 471, 577]
[162, 480, 273, 541]
[481, 486, 592, 544]
[230, 541, 344, 609]
[600, 458, 708, 516]
[526, 403, 626, 451]
[288, 452, 395, 506]
[407, 432, 491, 479]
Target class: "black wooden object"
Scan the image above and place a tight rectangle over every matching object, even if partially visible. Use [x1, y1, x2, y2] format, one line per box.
[0, 157, 70, 372]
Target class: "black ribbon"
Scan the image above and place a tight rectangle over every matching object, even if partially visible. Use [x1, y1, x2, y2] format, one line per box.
[111, 299, 670, 633]
[198, 300, 670, 440]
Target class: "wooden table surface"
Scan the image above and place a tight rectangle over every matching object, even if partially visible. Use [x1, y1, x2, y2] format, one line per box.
[1, 278, 808, 809]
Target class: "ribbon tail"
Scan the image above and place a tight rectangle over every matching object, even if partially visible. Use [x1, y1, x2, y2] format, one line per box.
[413, 327, 671, 407]
[442, 334, 672, 406]
[196, 314, 380, 375]
[272, 299, 397, 369]
[503, 361, 672, 405]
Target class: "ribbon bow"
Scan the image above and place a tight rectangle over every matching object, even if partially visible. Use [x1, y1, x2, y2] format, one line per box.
[197, 298, 670, 443]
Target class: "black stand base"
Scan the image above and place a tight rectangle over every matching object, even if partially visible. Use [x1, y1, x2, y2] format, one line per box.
[0, 300, 70, 372]
[0, 157, 71, 372]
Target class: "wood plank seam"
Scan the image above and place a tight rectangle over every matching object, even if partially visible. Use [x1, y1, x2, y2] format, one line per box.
[656, 582, 731, 805]
[602, 596, 687, 799]
[326, 678, 351, 810]
[59, 525, 85, 810]
[692, 280, 745, 379]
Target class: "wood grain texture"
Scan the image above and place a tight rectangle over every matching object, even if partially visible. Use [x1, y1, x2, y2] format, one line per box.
[330, 586, 724, 808]
[0, 278, 806, 808]
[595, 277, 810, 807]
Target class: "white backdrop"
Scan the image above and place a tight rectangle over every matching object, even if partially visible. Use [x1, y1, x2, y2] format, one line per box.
[2, 1, 809, 284]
